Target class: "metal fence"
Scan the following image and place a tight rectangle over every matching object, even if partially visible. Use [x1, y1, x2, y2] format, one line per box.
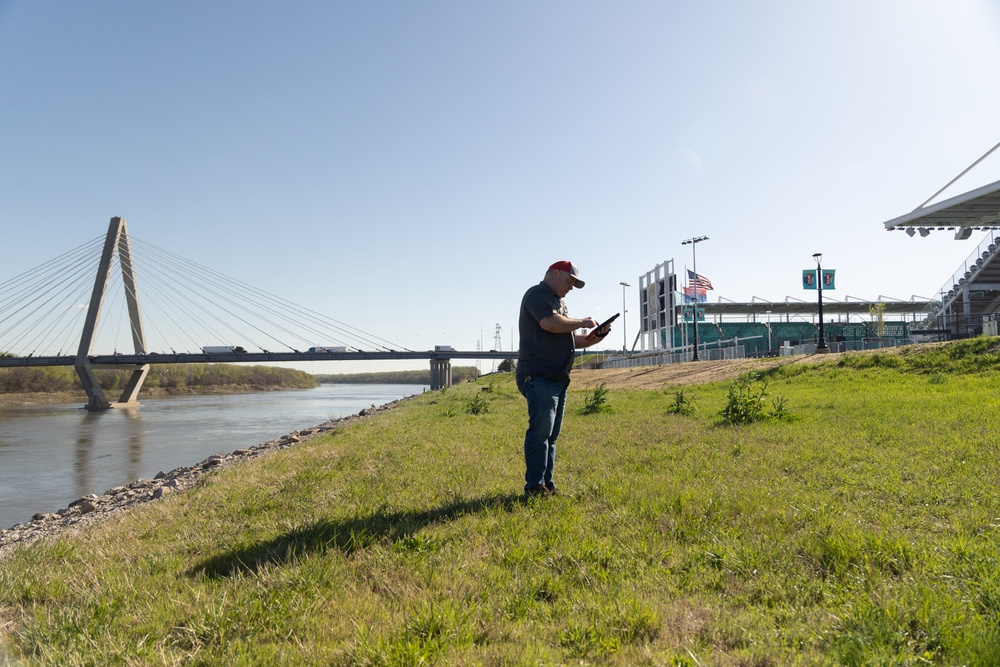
[780, 338, 911, 356]
[600, 344, 747, 369]
[592, 335, 914, 370]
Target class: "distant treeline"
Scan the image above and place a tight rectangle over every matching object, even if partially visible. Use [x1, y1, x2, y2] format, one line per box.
[0, 364, 317, 395]
[315, 366, 480, 385]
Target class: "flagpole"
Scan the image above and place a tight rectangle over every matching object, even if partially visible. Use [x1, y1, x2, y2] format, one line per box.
[681, 236, 709, 361]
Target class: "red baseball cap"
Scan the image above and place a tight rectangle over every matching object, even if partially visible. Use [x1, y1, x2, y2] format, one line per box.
[548, 260, 585, 288]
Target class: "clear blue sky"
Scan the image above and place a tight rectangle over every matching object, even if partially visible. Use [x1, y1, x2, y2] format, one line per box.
[2, 1, 1000, 372]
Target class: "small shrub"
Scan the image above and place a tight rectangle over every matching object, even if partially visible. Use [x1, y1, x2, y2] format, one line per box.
[667, 388, 697, 416]
[720, 377, 791, 424]
[465, 392, 489, 415]
[582, 382, 610, 414]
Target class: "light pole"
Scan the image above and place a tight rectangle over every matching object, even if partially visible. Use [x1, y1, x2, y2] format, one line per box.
[765, 310, 772, 355]
[813, 252, 828, 352]
[619, 281, 630, 354]
[681, 235, 708, 361]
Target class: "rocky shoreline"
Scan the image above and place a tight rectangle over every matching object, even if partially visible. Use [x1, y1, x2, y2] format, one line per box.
[0, 400, 402, 559]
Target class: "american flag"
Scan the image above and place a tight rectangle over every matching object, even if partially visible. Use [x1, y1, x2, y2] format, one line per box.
[687, 269, 713, 290]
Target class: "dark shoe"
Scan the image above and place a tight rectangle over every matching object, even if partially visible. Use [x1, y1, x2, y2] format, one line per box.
[545, 485, 559, 496]
[524, 484, 550, 498]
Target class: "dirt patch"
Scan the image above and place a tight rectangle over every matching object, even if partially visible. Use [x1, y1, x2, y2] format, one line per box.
[570, 353, 847, 390]
[570, 342, 954, 390]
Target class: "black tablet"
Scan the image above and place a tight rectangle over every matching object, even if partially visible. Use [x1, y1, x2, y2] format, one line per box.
[586, 312, 620, 340]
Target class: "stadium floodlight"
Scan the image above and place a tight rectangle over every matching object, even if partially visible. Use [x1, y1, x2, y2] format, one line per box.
[905, 227, 916, 237]
[682, 236, 709, 361]
[919, 228, 931, 237]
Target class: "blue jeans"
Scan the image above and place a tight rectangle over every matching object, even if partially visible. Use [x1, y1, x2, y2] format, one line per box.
[517, 375, 568, 491]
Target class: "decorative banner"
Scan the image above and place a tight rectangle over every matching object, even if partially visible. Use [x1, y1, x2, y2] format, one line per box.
[803, 269, 836, 290]
[822, 269, 836, 290]
[682, 307, 706, 322]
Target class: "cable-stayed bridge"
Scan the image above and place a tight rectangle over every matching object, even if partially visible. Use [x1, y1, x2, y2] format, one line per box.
[1, 217, 516, 408]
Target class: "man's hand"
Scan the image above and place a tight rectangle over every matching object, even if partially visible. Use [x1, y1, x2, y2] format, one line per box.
[585, 319, 611, 340]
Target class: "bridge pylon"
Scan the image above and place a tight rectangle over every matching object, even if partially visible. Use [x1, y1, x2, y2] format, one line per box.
[429, 358, 452, 390]
[74, 217, 149, 410]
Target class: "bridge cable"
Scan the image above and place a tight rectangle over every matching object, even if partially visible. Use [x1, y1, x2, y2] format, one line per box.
[0, 238, 104, 356]
[131, 237, 412, 352]
[132, 239, 374, 351]
[128, 245, 291, 352]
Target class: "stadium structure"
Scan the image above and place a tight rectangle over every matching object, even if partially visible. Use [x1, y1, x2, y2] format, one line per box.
[612, 260, 935, 366]
[607, 144, 1000, 366]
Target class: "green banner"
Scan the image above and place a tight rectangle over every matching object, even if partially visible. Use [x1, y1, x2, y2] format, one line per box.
[822, 269, 836, 290]
[803, 269, 836, 290]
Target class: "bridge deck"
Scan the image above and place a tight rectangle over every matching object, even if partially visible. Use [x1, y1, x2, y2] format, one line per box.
[0, 350, 519, 368]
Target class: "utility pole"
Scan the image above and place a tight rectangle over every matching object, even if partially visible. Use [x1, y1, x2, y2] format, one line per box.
[619, 281, 630, 354]
[493, 323, 502, 372]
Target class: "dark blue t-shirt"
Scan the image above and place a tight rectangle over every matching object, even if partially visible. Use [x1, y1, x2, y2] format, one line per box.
[517, 281, 574, 380]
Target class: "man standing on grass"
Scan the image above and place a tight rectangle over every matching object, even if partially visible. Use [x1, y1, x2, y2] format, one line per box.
[516, 260, 612, 498]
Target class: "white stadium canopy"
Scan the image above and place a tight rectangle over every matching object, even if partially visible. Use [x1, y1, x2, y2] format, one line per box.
[883, 178, 1000, 240]
[884, 140, 1000, 240]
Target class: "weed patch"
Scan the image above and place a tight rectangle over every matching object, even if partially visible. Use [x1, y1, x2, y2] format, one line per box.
[581, 382, 610, 414]
[667, 388, 697, 416]
[719, 376, 791, 424]
[465, 391, 490, 415]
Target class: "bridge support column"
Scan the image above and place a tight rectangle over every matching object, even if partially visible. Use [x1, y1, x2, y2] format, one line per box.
[430, 358, 452, 390]
[75, 217, 150, 410]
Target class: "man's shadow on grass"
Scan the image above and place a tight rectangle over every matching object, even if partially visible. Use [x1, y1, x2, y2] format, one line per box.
[190, 491, 524, 579]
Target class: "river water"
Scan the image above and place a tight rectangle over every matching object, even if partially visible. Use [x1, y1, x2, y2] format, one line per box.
[0, 384, 422, 529]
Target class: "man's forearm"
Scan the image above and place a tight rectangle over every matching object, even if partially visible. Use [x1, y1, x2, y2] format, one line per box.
[539, 313, 591, 334]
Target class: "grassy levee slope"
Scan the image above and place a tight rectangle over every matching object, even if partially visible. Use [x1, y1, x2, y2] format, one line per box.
[3, 339, 1000, 665]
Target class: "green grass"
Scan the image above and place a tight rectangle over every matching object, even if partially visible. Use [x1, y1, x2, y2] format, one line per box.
[3, 340, 1000, 664]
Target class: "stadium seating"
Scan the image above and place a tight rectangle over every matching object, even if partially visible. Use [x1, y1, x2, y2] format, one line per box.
[879, 321, 910, 338]
[672, 322, 724, 348]
[769, 322, 818, 346]
[718, 322, 771, 356]
[824, 322, 869, 342]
